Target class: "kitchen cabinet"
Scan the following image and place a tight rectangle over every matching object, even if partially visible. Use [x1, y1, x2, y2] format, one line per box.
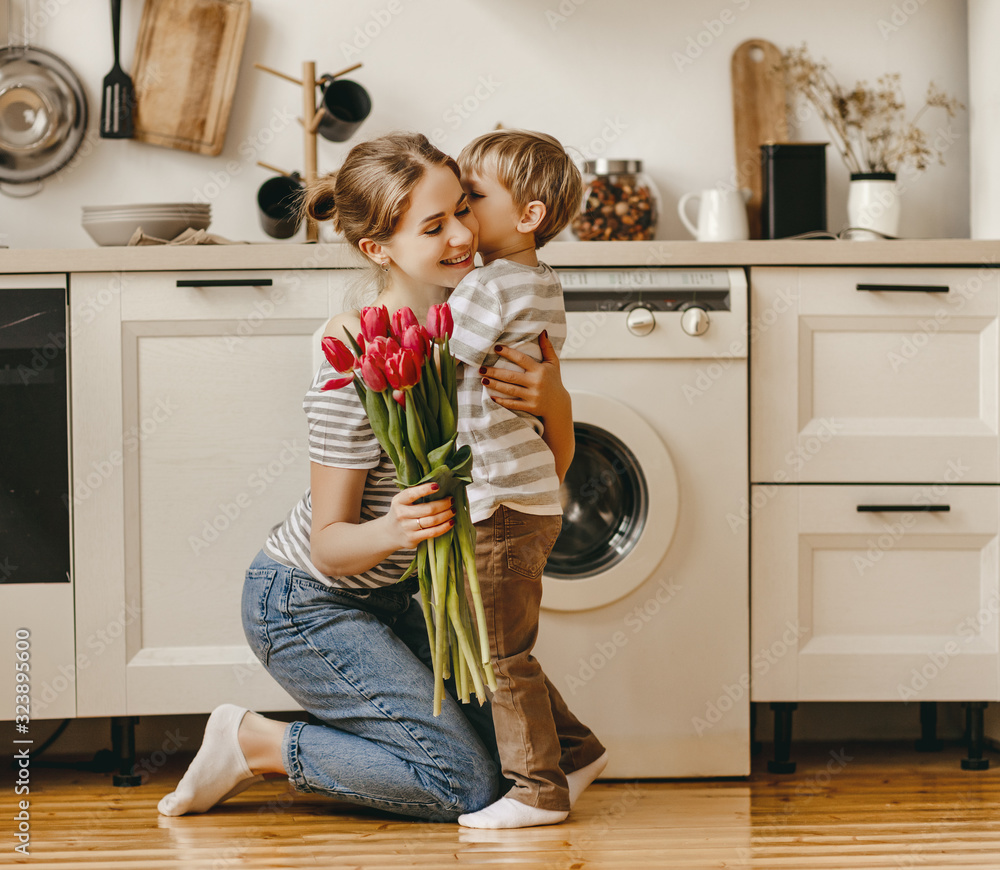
[750, 265, 1000, 770]
[70, 269, 346, 716]
[0, 274, 76, 722]
[751, 266, 1000, 484]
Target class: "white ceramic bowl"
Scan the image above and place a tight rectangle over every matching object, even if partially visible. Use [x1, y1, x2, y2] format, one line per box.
[82, 215, 212, 246]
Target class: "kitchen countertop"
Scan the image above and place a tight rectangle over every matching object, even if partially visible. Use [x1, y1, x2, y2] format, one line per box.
[1, 239, 999, 273]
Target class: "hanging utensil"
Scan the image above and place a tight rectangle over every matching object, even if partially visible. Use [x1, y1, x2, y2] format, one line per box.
[0, 0, 89, 196]
[100, 0, 135, 138]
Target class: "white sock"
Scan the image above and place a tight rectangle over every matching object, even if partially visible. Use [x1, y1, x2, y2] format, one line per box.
[457, 797, 568, 830]
[157, 704, 260, 816]
[567, 750, 609, 807]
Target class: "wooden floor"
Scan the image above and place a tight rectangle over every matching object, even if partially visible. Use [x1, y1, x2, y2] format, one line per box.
[6, 741, 1000, 868]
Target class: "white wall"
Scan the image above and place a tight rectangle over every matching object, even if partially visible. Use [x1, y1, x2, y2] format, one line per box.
[0, 0, 970, 249]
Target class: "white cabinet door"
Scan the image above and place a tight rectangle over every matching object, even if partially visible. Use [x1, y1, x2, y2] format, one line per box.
[751, 267, 1000, 483]
[751, 484, 1000, 701]
[72, 270, 343, 716]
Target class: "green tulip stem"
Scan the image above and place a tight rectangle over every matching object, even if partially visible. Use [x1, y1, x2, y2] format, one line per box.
[454, 496, 497, 691]
[429, 532, 449, 717]
[415, 544, 436, 676]
[446, 577, 486, 704]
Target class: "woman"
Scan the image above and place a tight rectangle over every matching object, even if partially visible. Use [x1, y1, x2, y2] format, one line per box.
[157, 133, 573, 821]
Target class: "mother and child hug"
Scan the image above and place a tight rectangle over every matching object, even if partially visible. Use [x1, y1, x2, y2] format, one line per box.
[158, 129, 607, 829]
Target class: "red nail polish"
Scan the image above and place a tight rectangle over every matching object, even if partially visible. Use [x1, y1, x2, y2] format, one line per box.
[430, 483, 439, 491]
[449, 518, 455, 527]
[541, 329, 548, 339]
[494, 345, 503, 353]
[482, 377, 490, 386]
[479, 366, 487, 375]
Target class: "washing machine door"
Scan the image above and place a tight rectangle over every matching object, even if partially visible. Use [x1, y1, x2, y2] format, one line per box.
[542, 391, 679, 611]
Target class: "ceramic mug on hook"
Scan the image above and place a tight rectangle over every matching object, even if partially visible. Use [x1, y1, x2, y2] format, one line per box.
[314, 76, 371, 142]
[257, 172, 304, 239]
[677, 188, 750, 241]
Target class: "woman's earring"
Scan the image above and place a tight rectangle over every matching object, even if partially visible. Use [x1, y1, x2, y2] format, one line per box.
[380, 260, 390, 273]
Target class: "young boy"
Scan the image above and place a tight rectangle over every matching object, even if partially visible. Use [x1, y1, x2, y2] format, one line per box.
[448, 130, 608, 830]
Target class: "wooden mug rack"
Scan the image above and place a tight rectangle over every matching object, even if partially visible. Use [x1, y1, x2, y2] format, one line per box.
[253, 61, 362, 242]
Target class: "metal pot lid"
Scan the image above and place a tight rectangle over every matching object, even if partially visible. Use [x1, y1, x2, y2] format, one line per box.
[0, 46, 88, 184]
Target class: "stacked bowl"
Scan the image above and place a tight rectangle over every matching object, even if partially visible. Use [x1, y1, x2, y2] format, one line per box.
[81, 202, 211, 246]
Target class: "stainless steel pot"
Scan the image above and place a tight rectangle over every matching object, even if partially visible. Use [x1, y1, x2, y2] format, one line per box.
[0, 0, 88, 196]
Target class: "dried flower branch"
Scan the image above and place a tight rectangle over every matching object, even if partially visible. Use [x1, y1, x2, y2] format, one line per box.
[779, 44, 964, 175]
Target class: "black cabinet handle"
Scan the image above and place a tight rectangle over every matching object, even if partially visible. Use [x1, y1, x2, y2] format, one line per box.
[857, 504, 950, 512]
[176, 279, 274, 288]
[856, 283, 949, 293]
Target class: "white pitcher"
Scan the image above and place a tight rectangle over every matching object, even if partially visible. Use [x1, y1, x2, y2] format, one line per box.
[678, 188, 750, 241]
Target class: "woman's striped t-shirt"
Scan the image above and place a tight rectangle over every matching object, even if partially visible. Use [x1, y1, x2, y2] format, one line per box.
[263, 361, 412, 588]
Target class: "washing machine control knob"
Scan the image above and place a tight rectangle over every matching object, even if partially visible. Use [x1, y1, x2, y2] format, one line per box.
[625, 305, 656, 336]
[680, 304, 710, 336]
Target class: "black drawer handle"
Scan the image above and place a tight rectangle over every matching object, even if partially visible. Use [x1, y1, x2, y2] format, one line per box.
[176, 279, 274, 288]
[857, 504, 950, 512]
[856, 283, 949, 293]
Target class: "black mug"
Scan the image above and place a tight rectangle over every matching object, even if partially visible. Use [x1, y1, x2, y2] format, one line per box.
[257, 173, 303, 239]
[315, 78, 371, 143]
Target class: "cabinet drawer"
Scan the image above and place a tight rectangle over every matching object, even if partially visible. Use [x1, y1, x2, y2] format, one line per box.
[120, 269, 331, 321]
[751, 266, 1000, 483]
[751, 484, 1000, 702]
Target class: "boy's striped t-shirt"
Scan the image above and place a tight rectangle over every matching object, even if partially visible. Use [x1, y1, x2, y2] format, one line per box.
[448, 258, 566, 524]
[263, 361, 413, 589]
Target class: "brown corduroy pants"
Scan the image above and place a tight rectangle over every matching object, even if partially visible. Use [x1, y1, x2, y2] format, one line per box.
[475, 505, 607, 811]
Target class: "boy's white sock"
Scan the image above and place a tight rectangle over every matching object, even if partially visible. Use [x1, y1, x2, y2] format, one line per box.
[457, 797, 568, 829]
[567, 750, 609, 807]
[157, 704, 262, 816]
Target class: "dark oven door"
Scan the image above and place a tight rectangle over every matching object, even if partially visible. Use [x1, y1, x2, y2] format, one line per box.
[0, 284, 70, 584]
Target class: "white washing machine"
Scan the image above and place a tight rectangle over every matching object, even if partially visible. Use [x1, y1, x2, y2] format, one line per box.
[535, 266, 749, 778]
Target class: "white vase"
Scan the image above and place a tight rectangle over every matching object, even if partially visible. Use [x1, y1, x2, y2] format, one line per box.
[847, 173, 901, 239]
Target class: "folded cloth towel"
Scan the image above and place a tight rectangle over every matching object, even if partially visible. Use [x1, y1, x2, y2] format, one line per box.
[127, 227, 248, 246]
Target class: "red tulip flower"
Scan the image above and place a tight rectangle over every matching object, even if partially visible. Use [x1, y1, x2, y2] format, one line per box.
[360, 355, 388, 392]
[360, 305, 391, 343]
[322, 376, 355, 390]
[426, 303, 453, 340]
[384, 349, 422, 390]
[401, 324, 431, 361]
[391, 307, 419, 339]
[321, 336, 357, 373]
[367, 335, 400, 360]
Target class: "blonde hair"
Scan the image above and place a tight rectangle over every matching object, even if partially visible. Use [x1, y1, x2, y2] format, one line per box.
[302, 132, 461, 296]
[458, 129, 582, 248]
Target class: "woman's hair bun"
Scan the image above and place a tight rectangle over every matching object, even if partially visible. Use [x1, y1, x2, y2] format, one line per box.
[301, 171, 338, 225]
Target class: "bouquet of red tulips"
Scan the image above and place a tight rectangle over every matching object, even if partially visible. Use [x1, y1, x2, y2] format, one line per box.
[321, 303, 496, 716]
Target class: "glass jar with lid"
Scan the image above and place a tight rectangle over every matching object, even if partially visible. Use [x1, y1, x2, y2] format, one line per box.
[571, 158, 659, 241]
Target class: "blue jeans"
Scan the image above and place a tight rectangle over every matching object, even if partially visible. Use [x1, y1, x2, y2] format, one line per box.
[241, 549, 502, 821]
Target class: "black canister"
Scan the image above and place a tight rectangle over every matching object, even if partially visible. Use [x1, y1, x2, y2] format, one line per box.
[760, 143, 827, 239]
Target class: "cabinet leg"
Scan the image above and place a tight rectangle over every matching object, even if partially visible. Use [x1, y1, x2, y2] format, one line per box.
[962, 702, 990, 771]
[915, 701, 944, 752]
[111, 716, 142, 787]
[768, 702, 797, 774]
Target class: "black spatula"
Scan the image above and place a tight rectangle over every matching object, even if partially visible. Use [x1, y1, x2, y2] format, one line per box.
[100, 0, 135, 138]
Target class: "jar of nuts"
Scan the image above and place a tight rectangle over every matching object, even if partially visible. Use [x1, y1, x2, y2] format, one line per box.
[571, 159, 659, 241]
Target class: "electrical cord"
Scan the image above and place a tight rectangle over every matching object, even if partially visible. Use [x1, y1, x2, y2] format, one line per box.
[9, 719, 116, 772]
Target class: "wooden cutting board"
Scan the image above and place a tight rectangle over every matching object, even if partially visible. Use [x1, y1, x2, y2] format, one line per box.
[132, 0, 251, 156]
[731, 39, 788, 239]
